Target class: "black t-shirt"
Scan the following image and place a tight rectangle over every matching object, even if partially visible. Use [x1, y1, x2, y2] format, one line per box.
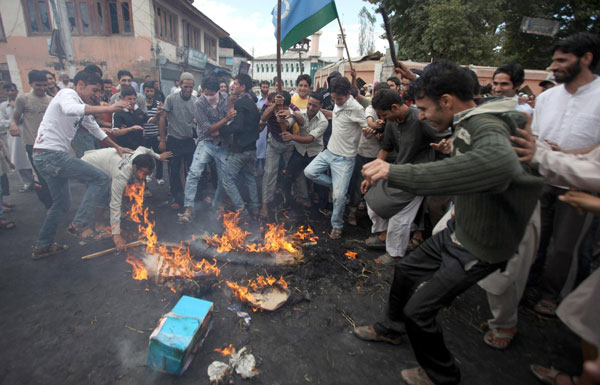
[113, 108, 147, 149]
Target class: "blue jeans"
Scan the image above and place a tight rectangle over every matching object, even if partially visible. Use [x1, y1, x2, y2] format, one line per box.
[33, 151, 110, 248]
[221, 150, 259, 214]
[304, 149, 355, 230]
[183, 141, 226, 208]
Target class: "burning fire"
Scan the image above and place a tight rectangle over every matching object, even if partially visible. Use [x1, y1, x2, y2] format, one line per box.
[214, 344, 235, 356]
[124, 181, 221, 282]
[226, 275, 288, 311]
[207, 212, 318, 254]
[126, 256, 148, 280]
[345, 250, 357, 260]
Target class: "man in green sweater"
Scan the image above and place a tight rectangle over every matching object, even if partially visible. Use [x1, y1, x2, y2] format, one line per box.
[354, 60, 543, 385]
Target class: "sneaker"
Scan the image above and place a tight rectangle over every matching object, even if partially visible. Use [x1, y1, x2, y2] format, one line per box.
[353, 323, 404, 345]
[157, 179, 165, 185]
[146, 175, 152, 183]
[401, 367, 435, 385]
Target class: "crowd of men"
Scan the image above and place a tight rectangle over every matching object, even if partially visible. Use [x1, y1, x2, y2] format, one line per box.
[0, 31, 598, 385]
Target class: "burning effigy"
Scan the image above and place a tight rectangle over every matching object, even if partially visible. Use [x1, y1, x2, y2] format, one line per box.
[119, 181, 317, 300]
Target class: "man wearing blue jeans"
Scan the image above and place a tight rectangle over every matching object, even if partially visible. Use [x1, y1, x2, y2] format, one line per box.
[304, 77, 368, 239]
[218, 74, 261, 218]
[31, 70, 132, 259]
[178, 76, 235, 223]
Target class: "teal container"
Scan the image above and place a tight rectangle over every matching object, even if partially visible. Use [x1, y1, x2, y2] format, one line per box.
[146, 296, 213, 375]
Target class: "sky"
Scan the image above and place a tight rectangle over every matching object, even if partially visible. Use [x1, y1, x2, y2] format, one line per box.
[192, 0, 387, 59]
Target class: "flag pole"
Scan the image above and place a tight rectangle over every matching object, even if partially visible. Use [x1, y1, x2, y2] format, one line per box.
[276, 0, 282, 93]
[336, 14, 354, 73]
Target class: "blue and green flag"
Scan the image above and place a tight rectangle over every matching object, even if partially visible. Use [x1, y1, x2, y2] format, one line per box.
[272, 0, 338, 52]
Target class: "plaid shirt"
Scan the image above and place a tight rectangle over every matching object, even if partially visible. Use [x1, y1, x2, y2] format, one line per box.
[194, 91, 229, 146]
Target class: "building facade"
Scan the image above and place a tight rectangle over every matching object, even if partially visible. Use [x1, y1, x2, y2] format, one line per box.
[0, 0, 251, 94]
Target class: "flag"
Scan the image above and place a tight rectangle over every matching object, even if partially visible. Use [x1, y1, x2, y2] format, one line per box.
[272, 0, 338, 52]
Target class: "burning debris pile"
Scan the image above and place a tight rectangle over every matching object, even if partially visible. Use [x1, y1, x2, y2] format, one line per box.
[226, 275, 290, 311]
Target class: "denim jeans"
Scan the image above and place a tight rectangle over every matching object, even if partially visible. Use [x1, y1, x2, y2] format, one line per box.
[183, 140, 226, 208]
[262, 136, 293, 204]
[221, 150, 259, 214]
[33, 150, 110, 248]
[304, 149, 354, 230]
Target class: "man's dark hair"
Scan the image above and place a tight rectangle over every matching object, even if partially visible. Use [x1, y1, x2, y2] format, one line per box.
[493, 63, 525, 88]
[308, 91, 323, 103]
[117, 70, 133, 80]
[296, 74, 312, 87]
[2, 82, 17, 90]
[280, 90, 291, 106]
[144, 75, 151, 79]
[551, 32, 600, 69]
[42, 70, 55, 79]
[350, 87, 359, 98]
[466, 68, 482, 96]
[201, 76, 220, 92]
[260, 80, 270, 87]
[234, 73, 253, 93]
[387, 76, 401, 86]
[330, 76, 351, 95]
[120, 86, 136, 97]
[83, 64, 103, 78]
[415, 60, 474, 102]
[372, 89, 404, 111]
[102, 78, 113, 85]
[74, 70, 102, 87]
[267, 92, 277, 102]
[373, 82, 391, 93]
[28, 70, 47, 84]
[132, 154, 155, 172]
[143, 81, 155, 91]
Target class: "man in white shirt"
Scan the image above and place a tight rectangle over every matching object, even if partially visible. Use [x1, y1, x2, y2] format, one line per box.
[304, 77, 368, 239]
[81, 146, 171, 250]
[529, 32, 600, 317]
[31, 70, 132, 259]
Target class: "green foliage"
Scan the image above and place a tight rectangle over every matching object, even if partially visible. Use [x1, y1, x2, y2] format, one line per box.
[368, 0, 600, 69]
[359, 6, 377, 55]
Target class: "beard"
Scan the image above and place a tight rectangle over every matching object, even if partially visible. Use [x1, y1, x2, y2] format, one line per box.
[554, 58, 582, 83]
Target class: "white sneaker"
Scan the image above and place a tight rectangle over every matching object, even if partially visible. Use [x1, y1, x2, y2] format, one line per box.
[146, 175, 152, 183]
[157, 179, 165, 185]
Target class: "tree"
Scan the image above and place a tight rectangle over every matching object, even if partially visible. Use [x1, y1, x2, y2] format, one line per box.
[358, 6, 376, 56]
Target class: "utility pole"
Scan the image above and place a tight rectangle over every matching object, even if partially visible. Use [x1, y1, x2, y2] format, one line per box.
[49, 0, 76, 78]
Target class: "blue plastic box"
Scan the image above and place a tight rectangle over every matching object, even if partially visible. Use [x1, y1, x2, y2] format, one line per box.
[146, 296, 213, 375]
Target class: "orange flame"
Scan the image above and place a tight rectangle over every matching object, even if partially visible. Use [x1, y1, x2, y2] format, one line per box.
[214, 344, 234, 356]
[207, 212, 317, 254]
[124, 181, 220, 281]
[126, 256, 148, 280]
[345, 250, 357, 260]
[226, 275, 288, 310]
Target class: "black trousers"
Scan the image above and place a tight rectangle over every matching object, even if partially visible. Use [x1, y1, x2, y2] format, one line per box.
[348, 154, 375, 209]
[166, 137, 195, 205]
[283, 150, 327, 208]
[143, 136, 163, 180]
[537, 184, 589, 301]
[25, 144, 53, 209]
[388, 219, 504, 385]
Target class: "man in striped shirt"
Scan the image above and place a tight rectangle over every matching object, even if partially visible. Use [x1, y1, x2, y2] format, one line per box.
[142, 81, 164, 183]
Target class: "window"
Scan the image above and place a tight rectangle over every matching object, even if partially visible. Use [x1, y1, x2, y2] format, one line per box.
[183, 21, 200, 50]
[154, 4, 177, 44]
[22, 0, 52, 36]
[204, 34, 217, 60]
[51, 1, 131, 36]
[0, 12, 6, 42]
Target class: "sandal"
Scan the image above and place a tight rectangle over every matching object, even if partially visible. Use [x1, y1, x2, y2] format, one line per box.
[67, 224, 97, 242]
[374, 252, 396, 265]
[32, 243, 68, 260]
[319, 208, 332, 217]
[365, 234, 386, 250]
[530, 364, 577, 385]
[483, 327, 517, 350]
[346, 212, 357, 226]
[0, 219, 16, 230]
[534, 299, 558, 317]
[177, 211, 192, 224]
[353, 322, 404, 345]
[406, 232, 424, 252]
[329, 228, 342, 239]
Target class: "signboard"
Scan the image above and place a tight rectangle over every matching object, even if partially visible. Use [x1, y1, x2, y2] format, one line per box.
[187, 48, 208, 69]
[520, 17, 560, 37]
